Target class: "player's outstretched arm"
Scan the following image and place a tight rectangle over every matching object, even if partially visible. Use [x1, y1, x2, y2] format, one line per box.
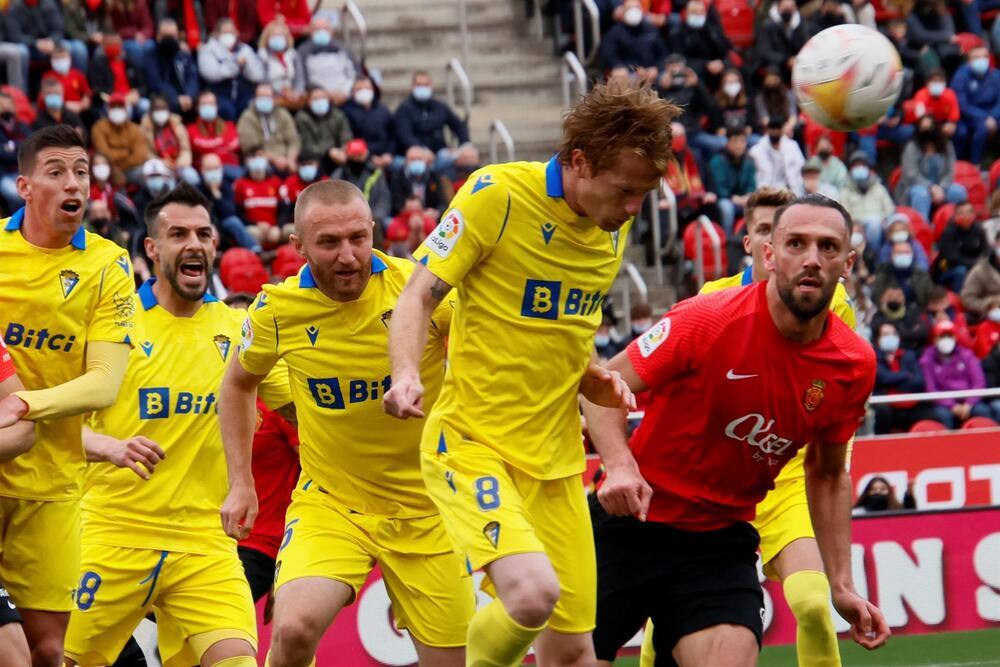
[582, 350, 652, 521]
[384, 263, 452, 420]
[219, 356, 267, 539]
[3, 341, 130, 422]
[83, 426, 165, 480]
[805, 441, 890, 650]
[0, 374, 34, 462]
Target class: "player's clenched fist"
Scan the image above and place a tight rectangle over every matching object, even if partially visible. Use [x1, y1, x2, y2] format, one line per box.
[382, 375, 425, 419]
[597, 460, 653, 522]
[580, 364, 637, 411]
[221, 483, 258, 540]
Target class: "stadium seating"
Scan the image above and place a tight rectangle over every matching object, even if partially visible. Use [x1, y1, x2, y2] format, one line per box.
[909, 419, 950, 433]
[932, 203, 957, 241]
[895, 206, 934, 256]
[953, 161, 988, 218]
[716, 0, 755, 50]
[220, 248, 269, 294]
[962, 415, 1000, 429]
[683, 218, 728, 282]
[271, 244, 307, 279]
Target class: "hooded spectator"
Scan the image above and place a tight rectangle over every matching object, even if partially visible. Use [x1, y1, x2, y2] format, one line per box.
[961, 230, 1000, 322]
[92, 92, 150, 185]
[331, 138, 392, 228]
[878, 214, 931, 271]
[896, 115, 967, 221]
[141, 93, 198, 185]
[343, 77, 395, 168]
[871, 321, 934, 434]
[295, 87, 352, 172]
[298, 16, 358, 103]
[599, 0, 666, 83]
[951, 45, 1000, 165]
[257, 20, 306, 110]
[873, 241, 934, 309]
[394, 70, 469, 154]
[237, 82, 301, 174]
[936, 201, 988, 291]
[919, 319, 993, 427]
[197, 17, 265, 121]
[749, 115, 804, 193]
[143, 18, 200, 114]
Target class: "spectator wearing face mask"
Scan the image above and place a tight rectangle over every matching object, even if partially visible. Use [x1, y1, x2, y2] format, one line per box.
[878, 214, 931, 271]
[754, 68, 798, 138]
[394, 70, 469, 155]
[962, 232, 1000, 325]
[595, 314, 625, 362]
[298, 16, 358, 104]
[143, 18, 199, 114]
[897, 115, 966, 221]
[343, 77, 395, 169]
[951, 45, 1000, 165]
[658, 56, 725, 165]
[755, 0, 808, 82]
[599, 0, 666, 84]
[238, 82, 301, 175]
[85, 197, 127, 248]
[627, 302, 654, 343]
[234, 149, 289, 248]
[853, 476, 915, 515]
[199, 152, 261, 252]
[295, 87, 352, 173]
[871, 286, 931, 352]
[714, 69, 758, 139]
[197, 18, 265, 121]
[849, 225, 878, 284]
[800, 159, 839, 200]
[385, 194, 438, 258]
[873, 241, 934, 309]
[708, 123, 756, 235]
[41, 43, 92, 117]
[668, 0, 732, 86]
[92, 92, 150, 186]
[89, 33, 146, 115]
[389, 145, 444, 216]
[450, 143, 481, 192]
[32, 78, 86, 136]
[807, 0, 848, 37]
[871, 322, 934, 434]
[935, 201, 988, 291]
[141, 93, 199, 186]
[331, 138, 392, 229]
[660, 122, 720, 232]
[908, 69, 959, 138]
[972, 297, 1000, 359]
[749, 115, 804, 193]
[920, 319, 994, 427]
[839, 151, 894, 247]
[88, 153, 139, 234]
[926, 284, 977, 349]
[0, 91, 30, 214]
[811, 136, 847, 192]
[257, 20, 306, 111]
[279, 151, 327, 224]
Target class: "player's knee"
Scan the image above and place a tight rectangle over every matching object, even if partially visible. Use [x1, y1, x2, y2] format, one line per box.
[28, 637, 64, 667]
[784, 571, 833, 630]
[271, 616, 323, 658]
[503, 571, 560, 628]
[788, 588, 829, 628]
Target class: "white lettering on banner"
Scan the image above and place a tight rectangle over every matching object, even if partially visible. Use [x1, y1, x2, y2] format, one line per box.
[970, 465, 1000, 505]
[724, 414, 797, 456]
[913, 467, 966, 510]
[873, 539, 945, 626]
[973, 533, 1000, 621]
[832, 544, 869, 634]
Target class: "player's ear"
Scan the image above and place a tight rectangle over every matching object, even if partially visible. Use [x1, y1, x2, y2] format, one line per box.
[144, 235, 158, 262]
[842, 247, 857, 279]
[290, 233, 305, 258]
[742, 234, 751, 256]
[15, 175, 29, 202]
[569, 149, 589, 179]
[762, 239, 776, 272]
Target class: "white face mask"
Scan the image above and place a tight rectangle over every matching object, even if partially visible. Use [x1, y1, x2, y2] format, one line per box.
[851, 231, 864, 247]
[624, 7, 644, 26]
[51, 58, 71, 75]
[92, 163, 111, 182]
[354, 88, 374, 106]
[687, 13, 706, 28]
[878, 334, 900, 353]
[595, 334, 611, 348]
[890, 230, 909, 244]
[152, 109, 170, 126]
[928, 81, 946, 97]
[219, 32, 237, 49]
[108, 107, 128, 125]
[936, 337, 957, 355]
[989, 307, 1000, 323]
[892, 253, 913, 270]
[723, 82, 742, 98]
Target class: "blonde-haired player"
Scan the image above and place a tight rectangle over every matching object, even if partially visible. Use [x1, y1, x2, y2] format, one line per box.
[637, 187, 854, 667]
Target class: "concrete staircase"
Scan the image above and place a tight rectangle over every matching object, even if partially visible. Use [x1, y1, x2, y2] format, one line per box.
[346, 0, 566, 162]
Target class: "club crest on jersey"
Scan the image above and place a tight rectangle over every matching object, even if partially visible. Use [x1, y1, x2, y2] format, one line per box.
[540, 221, 556, 245]
[214, 334, 232, 361]
[112, 292, 135, 327]
[483, 521, 501, 548]
[305, 325, 320, 346]
[426, 209, 463, 258]
[59, 269, 79, 298]
[380, 309, 393, 328]
[638, 318, 670, 358]
[804, 379, 826, 412]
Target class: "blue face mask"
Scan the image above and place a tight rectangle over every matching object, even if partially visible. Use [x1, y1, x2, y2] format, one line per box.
[312, 29, 331, 47]
[268, 36, 287, 52]
[202, 168, 223, 186]
[247, 156, 269, 174]
[198, 104, 218, 121]
[44, 94, 63, 110]
[972, 57, 990, 75]
[851, 165, 870, 182]
[299, 165, 318, 182]
[407, 160, 427, 177]
[412, 86, 433, 102]
[255, 97, 274, 114]
[309, 99, 330, 116]
[146, 176, 173, 193]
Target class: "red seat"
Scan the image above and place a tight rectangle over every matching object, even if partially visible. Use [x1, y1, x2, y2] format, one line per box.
[954, 160, 988, 217]
[909, 419, 949, 433]
[894, 205, 933, 256]
[716, 0, 754, 49]
[219, 248, 267, 294]
[962, 416, 999, 429]
[684, 218, 728, 282]
[1, 85, 36, 126]
[932, 203, 957, 241]
[955, 32, 986, 55]
[989, 157, 1000, 191]
[889, 166, 902, 193]
[803, 115, 848, 158]
[870, 0, 902, 22]
[271, 243, 305, 279]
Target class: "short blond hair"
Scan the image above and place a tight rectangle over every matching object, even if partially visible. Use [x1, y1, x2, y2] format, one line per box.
[294, 180, 370, 232]
[745, 187, 795, 233]
[560, 79, 680, 174]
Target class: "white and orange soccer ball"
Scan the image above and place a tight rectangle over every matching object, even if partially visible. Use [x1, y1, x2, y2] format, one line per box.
[792, 24, 904, 132]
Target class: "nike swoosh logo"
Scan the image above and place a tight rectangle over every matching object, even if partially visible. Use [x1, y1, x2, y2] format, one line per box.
[726, 370, 758, 380]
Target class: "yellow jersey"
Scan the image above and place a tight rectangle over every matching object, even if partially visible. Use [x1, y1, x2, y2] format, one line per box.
[700, 266, 857, 481]
[0, 209, 137, 500]
[413, 158, 632, 480]
[238, 251, 452, 518]
[83, 279, 291, 555]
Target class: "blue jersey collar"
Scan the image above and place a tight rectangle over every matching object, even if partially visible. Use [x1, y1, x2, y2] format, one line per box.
[138, 278, 219, 311]
[299, 256, 388, 289]
[740, 265, 754, 285]
[4, 207, 87, 250]
[545, 156, 564, 198]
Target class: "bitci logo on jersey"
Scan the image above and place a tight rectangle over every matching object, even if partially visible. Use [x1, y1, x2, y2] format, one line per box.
[638, 319, 670, 358]
[426, 209, 463, 258]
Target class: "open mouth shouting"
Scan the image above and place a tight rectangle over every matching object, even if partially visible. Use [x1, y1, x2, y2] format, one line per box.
[59, 197, 84, 216]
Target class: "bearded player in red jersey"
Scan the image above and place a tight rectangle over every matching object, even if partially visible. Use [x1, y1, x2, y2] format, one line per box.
[584, 194, 890, 666]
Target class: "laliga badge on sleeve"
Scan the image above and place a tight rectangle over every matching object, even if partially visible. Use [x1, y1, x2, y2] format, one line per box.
[425, 208, 464, 258]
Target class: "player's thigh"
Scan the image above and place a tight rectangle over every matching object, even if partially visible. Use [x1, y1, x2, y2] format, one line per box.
[769, 537, 825, 583]
[525, 472, 596, 635]
[672, 624, 758, 667]
[378, 544, 475, 649]
[64, 545, 159, 666]
[754, 478, 815, 579]
[154, 551, 257, 665]
[0, 498, 80, 612]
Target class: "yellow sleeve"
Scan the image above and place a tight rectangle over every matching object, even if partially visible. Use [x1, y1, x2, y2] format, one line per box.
[832, 282, 856, 329]
[14, 341, 130, 419]
[413, 168, 511, 288]
[258, 358, 292, 410]
[88, 252, 138, 345]
[238, 290, 280, 377]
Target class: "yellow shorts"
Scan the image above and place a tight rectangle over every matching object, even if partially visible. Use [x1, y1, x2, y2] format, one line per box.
[64, 543, 256, 666]
[276, 482, 475, 648]
[421, 427, 597, 634]
[753, 474, 814, 577]
[0, 497, 80, 611]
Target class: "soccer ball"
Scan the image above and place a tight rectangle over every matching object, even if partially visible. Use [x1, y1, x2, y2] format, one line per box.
[792, 24, 904, 132]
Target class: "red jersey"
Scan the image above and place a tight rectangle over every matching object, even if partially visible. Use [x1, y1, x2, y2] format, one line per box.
[626, 282, 875, 530]
[234, 175, 282, 226]
[42, 70, 91, 103]
[187, 119, 241, 167]
[907, 88, 961, 125]
[0, 337, 15, 383]
[279, 174, 328, 203]
[240, 400, 299, 559]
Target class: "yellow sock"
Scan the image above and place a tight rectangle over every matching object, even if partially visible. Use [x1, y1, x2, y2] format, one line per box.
[209, 657, 257, 667]
[783, 570, 842, 667]
[639, 618, 656, 667]
[466, 599, 545, 667]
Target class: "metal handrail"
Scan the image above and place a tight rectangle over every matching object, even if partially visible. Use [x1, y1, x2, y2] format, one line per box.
[561, 51, 587, 108]
[573, 0, 601, 65]
[692, 215, 722, 291]
[489, 119, 515, 163]
[445, 58, 473, 123]
[531, 0, 546, 38]
[458, 0, 470, 66]
[647, 179, 675, 286]
[341, 0, 367, 63]
[620, 262, 648, 332]
[868, 387, 1000, 405]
